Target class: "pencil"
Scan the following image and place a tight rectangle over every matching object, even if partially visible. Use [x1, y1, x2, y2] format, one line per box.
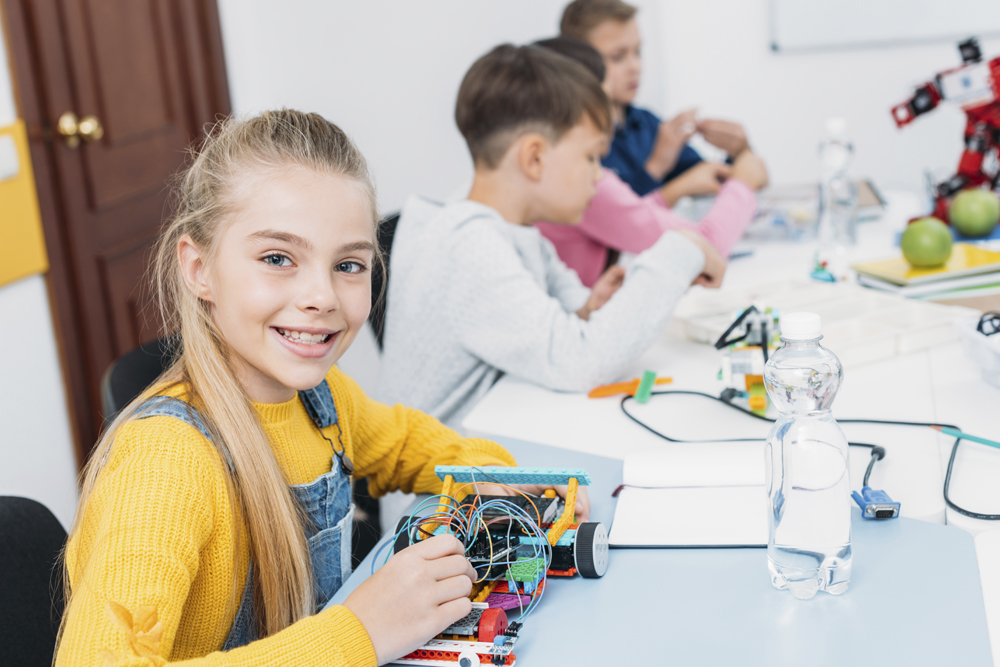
[930, 425, 1000, 450]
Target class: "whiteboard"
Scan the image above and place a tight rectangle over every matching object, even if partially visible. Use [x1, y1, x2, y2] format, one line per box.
[770, 0, 1000, 52]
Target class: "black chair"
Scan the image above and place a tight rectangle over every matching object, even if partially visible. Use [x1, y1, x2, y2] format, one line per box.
[101, 336, 179, 421]
[99, 337, 382, 568]
[0, 496, 67, 667]
[369, 212, 400, 350]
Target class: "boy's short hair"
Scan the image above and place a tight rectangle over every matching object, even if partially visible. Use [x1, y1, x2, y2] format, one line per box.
[533, 36, 606, 83]
[455, 44, 612, 169]
[560, 0, 638, 41]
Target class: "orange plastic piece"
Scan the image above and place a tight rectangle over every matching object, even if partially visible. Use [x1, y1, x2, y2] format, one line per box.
[543, 489, 557, 499]
[471, 580, 498, 603]
[744, 374, 764, 390]
[588, 376, 672, 398]
[748, 395, 767, 410]
[546, 568, 578, 577]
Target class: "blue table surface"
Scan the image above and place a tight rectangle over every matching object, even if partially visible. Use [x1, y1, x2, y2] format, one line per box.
[334, 437, 993, 666]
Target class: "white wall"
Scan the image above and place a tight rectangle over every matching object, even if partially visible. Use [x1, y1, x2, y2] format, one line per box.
[0, 18, 79, 531]
[216, 0, 664, 215]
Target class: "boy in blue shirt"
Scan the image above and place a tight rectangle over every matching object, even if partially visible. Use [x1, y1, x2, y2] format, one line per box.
[561, 0, 756, 196]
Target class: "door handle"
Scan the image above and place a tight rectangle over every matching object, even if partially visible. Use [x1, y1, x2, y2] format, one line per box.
[57, 111, 104, 148]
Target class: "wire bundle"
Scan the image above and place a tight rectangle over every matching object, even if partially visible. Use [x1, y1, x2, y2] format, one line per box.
[371, 473, 556, 622]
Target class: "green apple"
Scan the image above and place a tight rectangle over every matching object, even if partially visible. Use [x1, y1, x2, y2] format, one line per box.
[901, 217, 953, 268]
[949, 188, 1000, 238]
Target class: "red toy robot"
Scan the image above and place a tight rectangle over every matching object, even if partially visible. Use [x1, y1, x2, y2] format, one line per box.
[891, 37, 1000, 221]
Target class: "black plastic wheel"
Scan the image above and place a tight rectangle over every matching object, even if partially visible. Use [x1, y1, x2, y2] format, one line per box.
[574, 522, 609, 578]
[393, 516, 412, 554]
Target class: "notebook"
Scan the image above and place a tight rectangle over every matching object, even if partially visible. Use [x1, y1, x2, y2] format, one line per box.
[851, 243, 1000, 286]
[609, 444, 768, 548]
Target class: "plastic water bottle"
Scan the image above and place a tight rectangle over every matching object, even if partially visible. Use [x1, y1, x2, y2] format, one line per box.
[763, 312, 851, 599]
[817, 119, 858, 279]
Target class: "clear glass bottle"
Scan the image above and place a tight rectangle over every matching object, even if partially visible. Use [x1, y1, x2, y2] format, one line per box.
[817, 118, 858, 279]
[764, 312, 852, 600]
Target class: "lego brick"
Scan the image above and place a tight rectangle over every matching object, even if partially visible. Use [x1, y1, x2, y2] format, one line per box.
[485, 592, 532, 611]
[442, 608, 484, 636]
[633, 370, 657, 404]
[435, 466, 592, 486]
[505, 557, 546, 582]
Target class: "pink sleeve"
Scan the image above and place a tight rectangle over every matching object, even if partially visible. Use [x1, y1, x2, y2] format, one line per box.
[578, 169, 758, 258]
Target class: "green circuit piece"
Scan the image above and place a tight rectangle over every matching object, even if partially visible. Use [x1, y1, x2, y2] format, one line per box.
[506, 557, 547, 582]
[633, 370, 657, 404]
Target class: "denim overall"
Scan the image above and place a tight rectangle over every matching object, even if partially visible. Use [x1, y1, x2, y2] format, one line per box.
[135, 379, 354, 649]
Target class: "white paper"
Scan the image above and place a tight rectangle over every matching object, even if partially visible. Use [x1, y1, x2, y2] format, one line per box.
[611, 444, 768, 547]
[622, 443, 765, 488]
[609, 486, 768, 547]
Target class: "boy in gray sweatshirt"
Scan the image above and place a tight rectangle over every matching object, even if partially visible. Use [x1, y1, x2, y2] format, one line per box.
[377, 43, 725, 430]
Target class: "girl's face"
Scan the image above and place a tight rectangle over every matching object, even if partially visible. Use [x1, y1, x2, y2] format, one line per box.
[588, 18, 642, 108]
[185, 167, 374, 404]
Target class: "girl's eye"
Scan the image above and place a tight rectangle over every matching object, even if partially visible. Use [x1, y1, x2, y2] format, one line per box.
[336, 261, 367, 274]
[262, 253, 292, 267]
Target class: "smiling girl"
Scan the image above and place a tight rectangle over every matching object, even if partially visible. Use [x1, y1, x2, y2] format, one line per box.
[53, 110, 580, 667]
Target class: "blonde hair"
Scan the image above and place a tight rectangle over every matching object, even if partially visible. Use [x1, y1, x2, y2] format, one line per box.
[63, 110, 379, 641]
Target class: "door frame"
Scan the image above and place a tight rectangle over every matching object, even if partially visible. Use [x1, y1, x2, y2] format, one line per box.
[0, 0, 231, 467]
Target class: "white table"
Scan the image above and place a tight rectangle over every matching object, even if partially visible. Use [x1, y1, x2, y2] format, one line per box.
[462, 191, 1000, 662]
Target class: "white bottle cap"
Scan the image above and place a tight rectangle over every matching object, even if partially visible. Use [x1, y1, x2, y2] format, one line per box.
[825, 117, 848, 139]
[781, 312, 822, 340]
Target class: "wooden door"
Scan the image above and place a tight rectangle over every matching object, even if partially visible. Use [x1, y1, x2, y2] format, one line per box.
[2, 0, 230, 464]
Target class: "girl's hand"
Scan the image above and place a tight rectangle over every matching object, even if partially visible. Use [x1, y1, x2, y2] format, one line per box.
[467, 483, 591, 523]
[730, 149, 769, 191]
[576, 265, 626, 321]
[674, 228, 727, 289]
[695, 118, 750, 157]
[344, 535, 475, 665]
[645, 109, 698, 181]
[661, 162, 733, 206]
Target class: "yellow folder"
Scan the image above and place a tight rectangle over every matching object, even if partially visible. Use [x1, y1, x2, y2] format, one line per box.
[852, 243, 1000, 286]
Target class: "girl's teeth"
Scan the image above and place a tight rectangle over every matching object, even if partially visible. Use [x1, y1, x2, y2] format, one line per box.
[278, 329, 329, 345]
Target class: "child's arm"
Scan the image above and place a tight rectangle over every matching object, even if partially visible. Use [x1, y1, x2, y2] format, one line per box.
[445, 223, 712, 392]
[329, 367, 516, 497]
[578, 167, 758, 259]
[645, 109, 698, 182]
[660, 162, 733, 207]
[56, 419, 379, 667]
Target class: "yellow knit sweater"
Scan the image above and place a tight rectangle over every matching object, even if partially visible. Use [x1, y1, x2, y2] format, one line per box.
[57, 366, 516, 667]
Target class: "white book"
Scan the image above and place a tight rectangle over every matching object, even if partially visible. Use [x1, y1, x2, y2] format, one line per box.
[609, 444, 768, 548]
[858, 271, 1000, 297]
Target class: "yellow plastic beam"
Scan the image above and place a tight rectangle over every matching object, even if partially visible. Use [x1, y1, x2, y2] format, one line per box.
[422, 474, 456, 541]
[546, 477, 578, 546]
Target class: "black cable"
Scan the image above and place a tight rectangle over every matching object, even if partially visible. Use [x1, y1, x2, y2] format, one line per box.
[620, 390, 997, 520]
